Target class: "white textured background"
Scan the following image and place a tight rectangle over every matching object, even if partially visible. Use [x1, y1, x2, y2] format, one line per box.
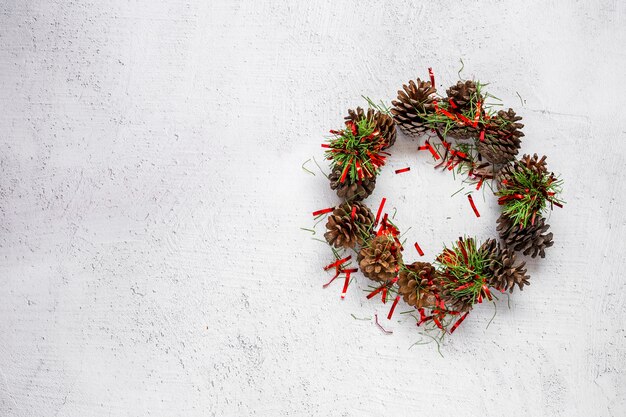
[1, 1, 625, 416]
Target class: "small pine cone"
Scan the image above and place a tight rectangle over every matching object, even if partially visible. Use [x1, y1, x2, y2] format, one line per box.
[329, 165, 376, 201]
[441, 285, 473, 313]
[496, 213, 554, 258]
[390, 78, 436, 137]
[357, 235, 403, 282]
[397, 262, 439, 309]
[345, 107, 396, 149]
[446, 80, 482, 111]
[479, 109, 525, 165]
[480, 239, 529, 292]
[324, 202, 374, 249]
[496, 153, 549, 190]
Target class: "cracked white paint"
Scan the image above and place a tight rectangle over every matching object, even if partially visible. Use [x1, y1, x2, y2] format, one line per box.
[0, 1, 625, 416]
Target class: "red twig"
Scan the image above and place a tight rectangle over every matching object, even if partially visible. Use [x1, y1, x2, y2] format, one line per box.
[313, 207, 334, 216]
[387, 296, 400, 320]
[467, 194, 480, 217]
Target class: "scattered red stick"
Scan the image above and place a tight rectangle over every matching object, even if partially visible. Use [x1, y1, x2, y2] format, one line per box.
[433, 317, 443, 330]
[467, 194, 480, 217]
[450, 312, 469, 334]
[341, 271, 351, 299]
[395, 167, 411, 174]
[479, 130, 485, 142]
[476, 177, 484, 190]
[414, 242, 424, 256]
[387, 296, 400, 320]
[428, 67, 435, 86]
[418, 145, 429, 151]
[321, 143, 330, 148]
[374, 197, 386, 226]
[381, 287, 387, 304]
[313, 207, 334, 217]
[351, 205, 356, 220]
[323, 255, 351, 271]
[375, 313, 393, 334]
[425, 141, 440, 160]
[366, 277, 398, 299]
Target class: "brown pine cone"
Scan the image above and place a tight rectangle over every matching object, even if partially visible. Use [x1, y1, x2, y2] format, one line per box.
[324, 202, 374, 249]
[446, 80, 482, 112]
[441, 284, 473, 313]
[397, 262, 439, 309]
[479, 109, 524, 165]
[357, 235, 402, 282]
[329, 165, 376, 201]
[345, 107, 396, 149]
[496, 213, 554, 258]
[480, 238, 530, 292]
[496, 153, 549, 190]
[390, 78, 436, 137]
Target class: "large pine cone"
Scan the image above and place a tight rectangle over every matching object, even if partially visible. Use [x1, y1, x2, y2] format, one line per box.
[496, 153, 549, 190]
[479, 109, 524, 165]
[397, 262, 439, 309]
[496, 213, 554, 258]
[357, 235, 402, 282]
[480, 239, 529, 292]
[345, 107, 396, 149]
[329, 165, 376, 201]
[390, 78, 436, 137]
[446, 80, 482, 112]
[324, 202, 374, 249]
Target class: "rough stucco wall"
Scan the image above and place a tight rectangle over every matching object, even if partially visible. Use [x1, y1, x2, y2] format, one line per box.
[0, 0, 625, 416]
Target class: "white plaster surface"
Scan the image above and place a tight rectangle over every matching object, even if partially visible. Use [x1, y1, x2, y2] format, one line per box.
[1, 1, 625, 416]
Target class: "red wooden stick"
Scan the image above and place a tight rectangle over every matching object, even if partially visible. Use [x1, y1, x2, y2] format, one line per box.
[313, 207, 334, 216]
[414, 242, 424, 256]
[467, 194, 480, 217]
[387, 296, 400, 320]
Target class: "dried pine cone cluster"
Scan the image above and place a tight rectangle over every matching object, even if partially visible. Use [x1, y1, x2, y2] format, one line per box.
[317, 67, 564, 334]
[391, 77, 522, 165]
[496, 153, 561, 258]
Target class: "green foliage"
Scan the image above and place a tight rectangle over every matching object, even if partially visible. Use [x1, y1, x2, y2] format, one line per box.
[435, 237, 491, 305]
[324, 117, 385, 184]
[497, 165, 564, 227]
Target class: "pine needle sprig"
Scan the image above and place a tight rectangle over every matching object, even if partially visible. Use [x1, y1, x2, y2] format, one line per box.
[497, 166, 564, 228]
[324, 118, 387, 184]
[435, 237, 493, 307]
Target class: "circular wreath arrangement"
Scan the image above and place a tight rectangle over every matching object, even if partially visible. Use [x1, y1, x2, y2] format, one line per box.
[310, 67, 564, 335]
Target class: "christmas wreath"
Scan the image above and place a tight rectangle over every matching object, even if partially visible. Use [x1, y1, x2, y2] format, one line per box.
[309, 67, 564, 336]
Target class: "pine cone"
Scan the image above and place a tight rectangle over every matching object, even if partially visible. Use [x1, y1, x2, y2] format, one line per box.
[324, 202, 374, 249]
[357, 235, 402, 282]
[446, 80, 482, 112]
[345, 107, 396, 149]
[329, 165, 376, 201]
[478, 109, 524, 165]
[390, 78, 436, 137]
[480, 239, 529, 292]
[496, 213, 554, 258]
[496, 153, 549, 190]
[441, 285, 473, 313]
[397, 262, 439, 309]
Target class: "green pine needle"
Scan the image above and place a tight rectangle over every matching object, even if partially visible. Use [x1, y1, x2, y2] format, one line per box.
[497, 165, 564, 227]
